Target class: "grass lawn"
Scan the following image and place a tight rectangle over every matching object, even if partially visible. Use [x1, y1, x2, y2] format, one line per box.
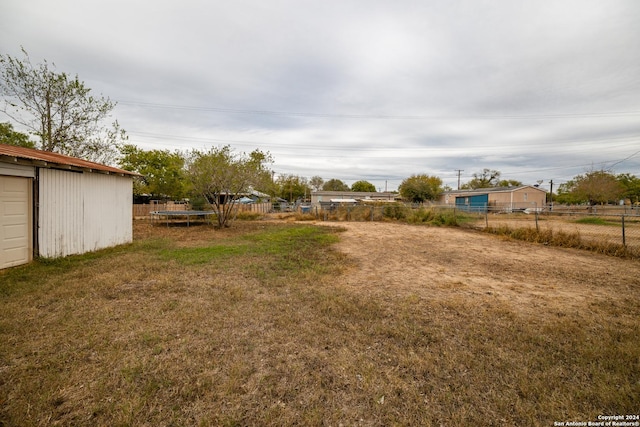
[0, 220, 638, 426]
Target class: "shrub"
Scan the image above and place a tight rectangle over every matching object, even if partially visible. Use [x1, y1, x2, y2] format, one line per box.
[383, 204, 407, 220]
[405, 207, 460, 226]
[350, 206, 374, 221]
[484, 225, 637, 258]
[294, 212, 316, 221]
[189, 195, 209, 211]
[408, 207, 434, 223]
[236, 211, 262, 221]
[437, 210, 459, 226]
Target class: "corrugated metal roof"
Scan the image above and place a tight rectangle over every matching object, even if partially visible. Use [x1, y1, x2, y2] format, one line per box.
[330, 198, 359, 203]
[444, 185, 546, 195]
[0, 144, 138, 176]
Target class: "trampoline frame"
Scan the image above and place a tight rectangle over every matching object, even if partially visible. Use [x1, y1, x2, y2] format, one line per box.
[150, 210, 217, 227]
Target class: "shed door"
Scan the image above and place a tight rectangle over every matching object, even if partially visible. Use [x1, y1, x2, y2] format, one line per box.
[0, 176, 32, 268]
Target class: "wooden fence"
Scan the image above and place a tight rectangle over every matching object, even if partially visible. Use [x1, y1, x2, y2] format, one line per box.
[236, 202, 272, 214]
[133, 202, 186, 218]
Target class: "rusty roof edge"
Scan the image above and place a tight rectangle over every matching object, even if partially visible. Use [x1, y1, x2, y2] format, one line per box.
[0, 144, 140, 176]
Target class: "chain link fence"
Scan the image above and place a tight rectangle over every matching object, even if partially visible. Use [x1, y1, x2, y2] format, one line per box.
[311, 203, 640, 256]
[477, 205, 640, 254]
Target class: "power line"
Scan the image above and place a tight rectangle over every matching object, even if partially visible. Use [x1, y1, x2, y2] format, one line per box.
[116, 100, 640, 121]
[606, 149, 640, 169]
[126, 133, 639, 176]
[127, 130, 639, 153]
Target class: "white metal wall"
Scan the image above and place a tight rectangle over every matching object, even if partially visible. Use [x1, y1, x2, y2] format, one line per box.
[38, 168, 133, 258]
[81, 172, 133, 253]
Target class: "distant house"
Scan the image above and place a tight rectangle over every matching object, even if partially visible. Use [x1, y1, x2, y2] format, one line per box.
[439, 185, 547, 212]
[0, 144, 138, 269]
[247, 188, 271, 203]
[311, 191, 398, 207]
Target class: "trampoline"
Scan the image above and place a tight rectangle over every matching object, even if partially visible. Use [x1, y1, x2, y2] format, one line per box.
[150, 210, 217, 227]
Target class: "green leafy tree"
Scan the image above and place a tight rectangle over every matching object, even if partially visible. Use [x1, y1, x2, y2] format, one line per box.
[399, 174, 443, 203]
[461, 169, 501, 189]
[555, 177, 583, 205]
[322, 178, 350, 191]
[309, 175, 324, 192]
[0, 48, 125, 164]
[556, 170, 624, 205]
[188, 145, 272, 228]
[351, 180, 376, 192]
[276, 174, 311, 202]
[0, 122, 34, 148]
[118, 144, 189, 200]
[617, 173, 640, 205]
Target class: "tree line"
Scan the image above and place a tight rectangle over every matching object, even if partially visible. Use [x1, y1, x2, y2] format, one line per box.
[2, 48, 639, 228]
[86, 146, 640, 209]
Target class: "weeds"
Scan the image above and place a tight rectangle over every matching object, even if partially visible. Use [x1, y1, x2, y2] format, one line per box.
[0, 220, 638, 425]
[405, 207, 459, 226]
[322, 204, 465, 226]
[574, 216, 618, 226]
[235, 211, 263, 221]
[382, 204, 407, 220]
[484, 224, 638, 258]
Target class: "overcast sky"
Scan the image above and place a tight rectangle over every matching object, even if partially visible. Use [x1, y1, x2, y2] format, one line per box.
[2, 0, 639, 191]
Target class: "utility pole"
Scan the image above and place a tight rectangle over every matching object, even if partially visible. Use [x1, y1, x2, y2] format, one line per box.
[549, 179, 554, 211]
[455, 169, 464, 190]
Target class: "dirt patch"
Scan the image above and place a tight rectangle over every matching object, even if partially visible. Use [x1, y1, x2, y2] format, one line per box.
[319, 221, 640, 317]
[2, 219, 638, 425]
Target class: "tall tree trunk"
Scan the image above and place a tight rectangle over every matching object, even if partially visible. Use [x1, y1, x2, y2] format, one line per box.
[45, 88, 52, 151]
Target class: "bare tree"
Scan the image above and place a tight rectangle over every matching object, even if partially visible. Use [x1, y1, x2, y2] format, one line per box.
[462, 169, 502, 189]
[309, 175, 324, 192]
[0, 48, 125, 164]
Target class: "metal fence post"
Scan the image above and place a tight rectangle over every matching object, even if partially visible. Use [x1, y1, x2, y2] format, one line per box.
[622, 215, 626, 247]
[485, 203, 488, 228]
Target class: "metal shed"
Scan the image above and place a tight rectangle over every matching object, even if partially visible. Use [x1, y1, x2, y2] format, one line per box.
[0, 144, 137, 268]
[455, 193, 489, 212]
[441, 185, 547, 212]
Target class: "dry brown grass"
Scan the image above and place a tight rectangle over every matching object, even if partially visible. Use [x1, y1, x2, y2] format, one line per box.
[484, 224, 639, 258]
[1, 219, 639, 426]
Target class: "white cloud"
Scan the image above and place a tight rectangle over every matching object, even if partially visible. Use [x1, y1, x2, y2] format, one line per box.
[1, 0, 639, 190]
